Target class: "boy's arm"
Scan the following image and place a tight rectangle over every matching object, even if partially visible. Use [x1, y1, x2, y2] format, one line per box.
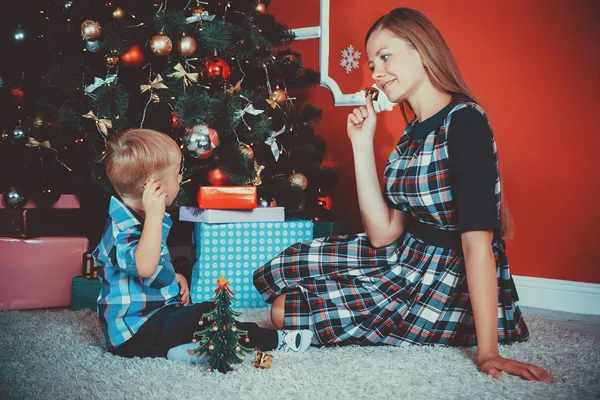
[134, 213, 163, 278]
[135, 179, 168, 278]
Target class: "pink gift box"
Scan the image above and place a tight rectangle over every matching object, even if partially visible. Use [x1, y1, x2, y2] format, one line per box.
[0, 236, 89, 310]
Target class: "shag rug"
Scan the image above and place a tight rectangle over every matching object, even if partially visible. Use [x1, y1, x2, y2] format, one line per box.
[0, 308, 598, 400]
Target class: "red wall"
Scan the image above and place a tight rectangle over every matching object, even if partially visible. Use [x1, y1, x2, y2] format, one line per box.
[268, 0, 600, 283]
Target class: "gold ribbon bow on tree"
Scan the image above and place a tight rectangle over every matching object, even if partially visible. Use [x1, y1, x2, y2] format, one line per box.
[140, 74, 169, 93]
[82, 111, 113, 136]
[168, 63, 199, 86]
[25, 137, 53, 149]
[253, 160, 265, 186]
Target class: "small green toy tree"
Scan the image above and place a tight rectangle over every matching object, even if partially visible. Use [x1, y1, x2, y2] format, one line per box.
[194, 275, 254, 373]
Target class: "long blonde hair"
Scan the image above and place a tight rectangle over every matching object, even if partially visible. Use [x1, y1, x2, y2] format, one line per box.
[366, 8, 514, 239]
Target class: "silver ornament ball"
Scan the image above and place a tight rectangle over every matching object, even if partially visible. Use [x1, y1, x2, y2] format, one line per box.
[2, 186, 28, 208]
[184, 125, 212, 159]
[12, 124, 29, 140]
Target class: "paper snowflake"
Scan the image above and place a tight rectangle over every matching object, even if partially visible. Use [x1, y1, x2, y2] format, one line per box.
[340, 45, 360, 74]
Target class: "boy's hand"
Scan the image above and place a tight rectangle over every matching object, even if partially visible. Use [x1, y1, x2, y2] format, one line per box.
[142, 179, 167, 218]
[176, 273, 190, 306]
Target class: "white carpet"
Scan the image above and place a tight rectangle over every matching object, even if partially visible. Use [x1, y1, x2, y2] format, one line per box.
[0, 308, 598, 400]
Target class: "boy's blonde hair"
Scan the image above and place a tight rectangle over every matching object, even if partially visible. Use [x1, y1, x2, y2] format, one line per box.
[105, 129, 181, 198]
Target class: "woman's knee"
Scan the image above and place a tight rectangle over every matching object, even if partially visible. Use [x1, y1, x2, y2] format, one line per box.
[270, 294, 286, 330]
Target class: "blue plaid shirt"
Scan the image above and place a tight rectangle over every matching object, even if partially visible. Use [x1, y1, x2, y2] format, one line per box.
[92, 196, 180, 349]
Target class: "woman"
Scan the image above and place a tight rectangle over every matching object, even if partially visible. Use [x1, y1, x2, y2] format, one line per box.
[253, 7, 552, 382]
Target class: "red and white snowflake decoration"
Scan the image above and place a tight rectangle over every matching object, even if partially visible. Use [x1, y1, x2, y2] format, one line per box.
[340, 45, 360, 74]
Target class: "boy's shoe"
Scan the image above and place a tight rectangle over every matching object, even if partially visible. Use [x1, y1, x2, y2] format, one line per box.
[166, 342, 208, 364]
[276, 329, 313, 353]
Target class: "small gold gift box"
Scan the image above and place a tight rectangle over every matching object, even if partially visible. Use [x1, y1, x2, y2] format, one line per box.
[252, 350, 273, 369]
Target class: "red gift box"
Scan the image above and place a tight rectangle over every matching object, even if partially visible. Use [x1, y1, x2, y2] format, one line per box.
[0, 236, 89, 310]
[197, 186, 257, 209]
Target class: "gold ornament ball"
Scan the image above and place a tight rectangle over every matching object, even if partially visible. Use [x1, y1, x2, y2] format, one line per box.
[283, 54, 297, 64]
[271, 88, 287, 104]
[240, 143, 254, 160]
[177, 35, 197, 57]
[105, 54, 119, 67]
[150, 34, 173, 56]
[212, 324, 219, 331]
[236, 345, 241, 352]
[198, 320, 204, 326]
[191, 6, 204, 15]
[231, 326, 238, 332]
[208, 344, 215, 351]
[255, 2, 266, 13]
[112, 7, 125, 19]
[245, 338, 250, 343]
[81, 20, 102, 41]
[288, 172, 308, 190]
[205, 366, 213, 372]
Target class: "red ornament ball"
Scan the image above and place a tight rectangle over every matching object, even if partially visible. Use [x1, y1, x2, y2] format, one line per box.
[202, 57, 231, 81]
[170, 111, 182, 129]
[121, 45, 145, 67]
[207, 168, 231, 186]
[9, 85, 25, 104]
[317, 195, 333, 211]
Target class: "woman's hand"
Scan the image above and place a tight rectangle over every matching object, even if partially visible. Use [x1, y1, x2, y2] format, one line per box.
[347, 92, 377, 145]
[478, 353, 553, 382]
[142, 179, 167, 218]
[176, 273, 190, 306]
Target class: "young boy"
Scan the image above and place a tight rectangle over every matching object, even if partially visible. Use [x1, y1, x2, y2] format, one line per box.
[92, 128, 312, 361]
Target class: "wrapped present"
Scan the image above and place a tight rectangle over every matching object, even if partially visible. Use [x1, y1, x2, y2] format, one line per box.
[0, 209, 27, 238]
[197, 186, 257, 210]
[0, 236, 89, 310]
[313, 220, 354, 238]
[71, 276, 101, 311]
[180, 206, 284, 224]
[191, 220, 313, 308]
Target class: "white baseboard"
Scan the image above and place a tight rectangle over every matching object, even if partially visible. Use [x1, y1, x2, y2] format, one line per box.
[513, 275, 600, 315]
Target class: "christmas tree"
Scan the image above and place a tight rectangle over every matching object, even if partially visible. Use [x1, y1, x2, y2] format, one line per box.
[194, 275, 254, 373]
[0, 0, 337, 240]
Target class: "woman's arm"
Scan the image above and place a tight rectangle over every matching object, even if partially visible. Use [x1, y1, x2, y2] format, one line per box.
[462, 231, 553, 382]
[352, 140, 406, 247]
[347, 93, 407, 248]
[461, 231, 500, 359]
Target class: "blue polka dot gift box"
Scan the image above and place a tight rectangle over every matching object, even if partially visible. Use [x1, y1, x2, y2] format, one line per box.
[191, 220, 313, 308]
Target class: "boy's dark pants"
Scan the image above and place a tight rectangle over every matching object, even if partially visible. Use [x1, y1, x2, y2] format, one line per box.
[110, 302, 277, 358]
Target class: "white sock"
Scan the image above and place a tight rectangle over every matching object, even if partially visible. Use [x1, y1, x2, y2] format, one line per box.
[166, 342, 207, 364]
[276, 329, 313, 353]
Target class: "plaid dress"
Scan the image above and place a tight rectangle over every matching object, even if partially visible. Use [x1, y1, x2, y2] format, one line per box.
[253, 102, 528, 347]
